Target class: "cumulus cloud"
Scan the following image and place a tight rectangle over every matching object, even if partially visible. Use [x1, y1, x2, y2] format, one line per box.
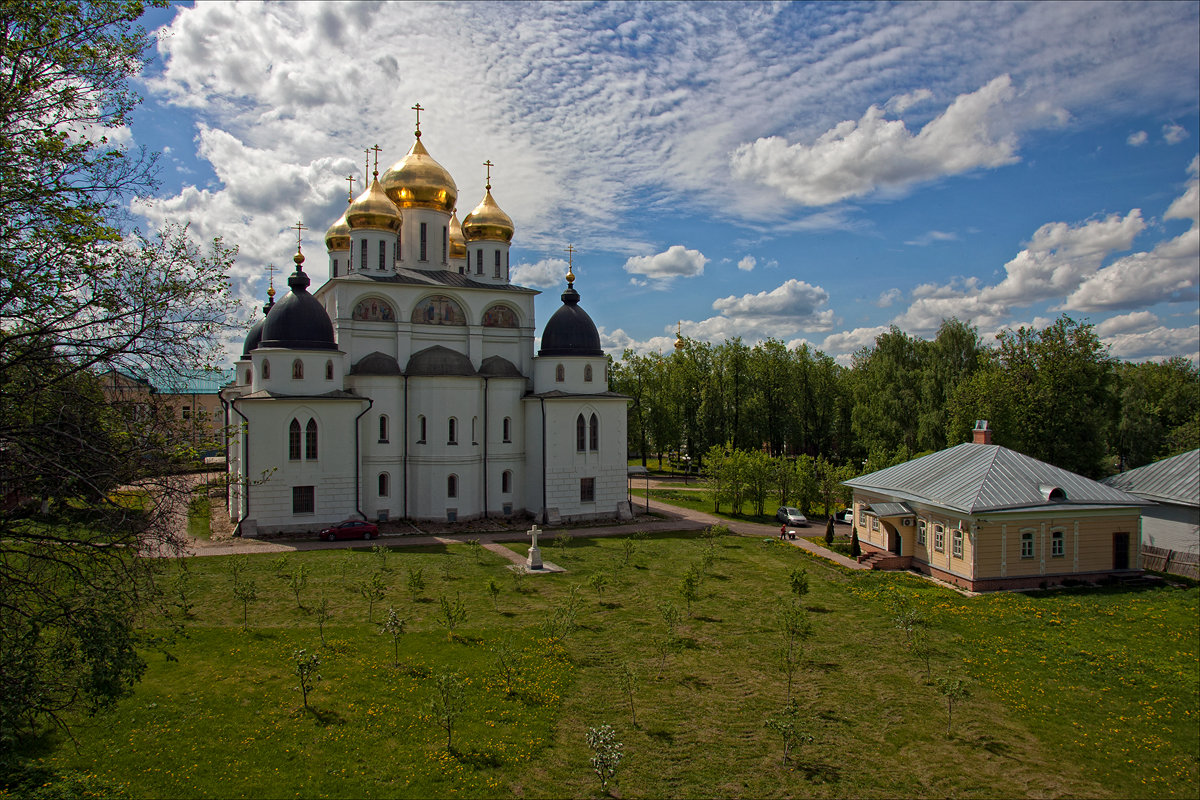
[1096, 311, 1160, 337]
[876, 288, 902, 308]
[1104, 324, 1200, 362]
[712, 279, 831, 322]
[821, 326, 889, 361]
[737, 255, 756, 272]
[511, 257, 569, 289]
[1065, 158, 1199, 311]
[1163, 124, 1189, 144]
[885, 88, 933, 114]
[1127, 130, 1149, 146]
[623, 245, 708, 281]
[730, 76, 1049, 206]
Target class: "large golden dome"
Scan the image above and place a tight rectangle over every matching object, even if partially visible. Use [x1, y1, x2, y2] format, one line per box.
[346, 176, 402, 233]
[462, 189, 514, 243]
[324, 201, 351, 251]
[380, 137, 457, 212]
[448, 210, 467, 258]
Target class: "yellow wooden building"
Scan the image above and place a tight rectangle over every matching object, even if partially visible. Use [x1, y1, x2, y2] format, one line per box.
[843, 423, 1150, 591]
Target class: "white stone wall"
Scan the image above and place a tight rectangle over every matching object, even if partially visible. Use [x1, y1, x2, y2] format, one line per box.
[251, 347, 346, 395]
[533, 355, 608, 394]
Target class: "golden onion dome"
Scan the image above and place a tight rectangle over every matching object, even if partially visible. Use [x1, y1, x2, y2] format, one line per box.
[346, 176, 402, 233]
[448, 210, 467, 258]
[324, 201, 352, 251]
[380, 137, 457, 212]
[462, 189, 514, 243]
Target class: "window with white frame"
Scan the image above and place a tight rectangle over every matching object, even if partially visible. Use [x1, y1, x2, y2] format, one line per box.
[952, 529, 963, 558]
[1021, 531, 1035, 559]
[934, 524, 945, 552]
[1051, 530, 1065, 557]
[917, 520, 926, 545]
[871, 517, 879, 531]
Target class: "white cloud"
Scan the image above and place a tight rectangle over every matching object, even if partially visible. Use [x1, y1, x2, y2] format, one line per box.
[729, 76, 1048, 206]
[876, 288, 902, 308]
[1104, 324, 1200, 362]
[885, 88, 933, 114]
[737, 255, 757, 272]
[624, 245, 708, 281]
[904, 230, 958, 246]
[1096, 311, 1160, 337]
[1163, 124, 1189, 145]
[821, 326, 889, 362]
[712, 279, 831, 322]
[511, 257, 568, 289]
[1127, 130, 1148, 146]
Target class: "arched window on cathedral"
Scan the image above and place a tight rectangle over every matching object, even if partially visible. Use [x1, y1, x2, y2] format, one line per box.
[417, 415, 426, 443]
[494, 250, 501, 278]
[292, 359, 304, 380]
[378, 472, 389, 498]
[305, 418, 318, 460]
[502, 417, 511, 443]
[471, 416, 477, 445]
[576, 414, 586, 452]
[589, 413, 599, 452]
[378, 415, 389, 443]
[556, 364, 565, 382]
[502, 470, 512, 493]
[584, 364, 593, 382]
[262, 360, 271, 380]
[325, 360, 334, 380]
[448, 417, 457, 445]
[447, 474, 458, 498]
[288, 418, 301, 461]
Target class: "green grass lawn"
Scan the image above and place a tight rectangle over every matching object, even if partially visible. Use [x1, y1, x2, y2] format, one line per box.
[186, 493, 212, 539]
[11, 533, 1198, 799]
[630, 487, 782, 524]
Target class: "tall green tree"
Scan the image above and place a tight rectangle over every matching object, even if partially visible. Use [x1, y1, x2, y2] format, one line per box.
[1114, 358, 1200, 468]
[0, 0, 236, 744]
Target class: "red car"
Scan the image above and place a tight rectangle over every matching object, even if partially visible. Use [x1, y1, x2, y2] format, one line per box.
[319, 519, 378, 541]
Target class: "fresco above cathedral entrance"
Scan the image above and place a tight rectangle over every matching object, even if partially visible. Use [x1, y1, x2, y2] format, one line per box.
[482, 304, 519, 328]
[353, 298, 396, 322]
[411, 294, 466, 326]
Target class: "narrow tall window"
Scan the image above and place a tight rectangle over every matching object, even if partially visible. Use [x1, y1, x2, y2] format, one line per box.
[378, 472, 389, 497]
[419, 222, 427, 261]
[952, 529, 963, 558]
[475, 249, 483, 274]
[325, 360, 333, 380]
[576, 414, 586, 451]
[442, 226, 448, 264]
[471, 416, 477, 444]
[1021, 532, 1035, 558]
[1051, 530, 1065, 557]
[505, 251, 509, 279]
[934, 524, 945, 552]
[555, 364, 565, 382]
[584, 364, 593, 382]
[244, 369, 251, 384]
[448, 417, 457, 444]
[333, 258, 339, 277]
[418, 415, 426, 443]
[361, 239, 368, 270]
[494, 249, 501, 277]
[379, 415, 389, 443]
[379, 239, 386, 270]
[917, 520, 927, 545]
[396, 235, 401, 263]
[262, 360, 271, 379]
[447, 474, 457, 498]
[502, 417, 511, 442]
[589, 413, 599, 451]
[305, 419, 318, 460]
[502, 470, 512, 493]
[289, 419, 301, 460]
[292, 359, 303, 379]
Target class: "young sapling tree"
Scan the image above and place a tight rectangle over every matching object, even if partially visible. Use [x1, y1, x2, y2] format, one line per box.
[360, 570, 386, 623]
[289, 563, 308, 609]
[232, 576, 257, 630]
[437, 592, 468, 640]
[315, 593, 332, 647]
[935, 676, 970, 735]
[379, 606, 407, 666]
[764, 699, 812, 765]
[406, 565, 426, 603]
[428, 670, 466, 751]
[618, 661, 639, 726]
[486, 578, 502, 612]
[293, 649, 321, 711]
[586, 724, 623, 793]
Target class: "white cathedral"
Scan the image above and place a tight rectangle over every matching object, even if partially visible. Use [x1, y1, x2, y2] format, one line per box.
[221, 119, 630, 536]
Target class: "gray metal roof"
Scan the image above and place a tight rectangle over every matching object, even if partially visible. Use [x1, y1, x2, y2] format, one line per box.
[866, 502, 913, 518]
[1102, 449, 1199, 506]
[844, 442, 1149, 515]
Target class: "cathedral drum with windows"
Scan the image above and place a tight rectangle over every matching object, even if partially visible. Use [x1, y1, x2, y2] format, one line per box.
[222, 122, 629, 535]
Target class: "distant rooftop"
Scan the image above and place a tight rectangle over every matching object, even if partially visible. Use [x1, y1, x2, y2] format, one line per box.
[1102, 449, 1200, 506]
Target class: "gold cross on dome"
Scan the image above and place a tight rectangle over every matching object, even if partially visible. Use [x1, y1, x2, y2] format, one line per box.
[412, 102, 424, 137]
[564, 243, 576, 267]
[266, 262, 278, 294]
[290, 220, 308, 252]
[363, 148, 370, 185]
[483, 159, 494, 190]
[345, 174, 356, 202]
[370, 143, 382, 177]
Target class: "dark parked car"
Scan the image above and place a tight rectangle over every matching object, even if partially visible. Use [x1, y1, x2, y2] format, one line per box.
[775, 506, 809, 527]
[319, 519, 378, 541]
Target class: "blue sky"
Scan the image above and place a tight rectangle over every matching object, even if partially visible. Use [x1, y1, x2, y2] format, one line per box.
[126, 1, 1200, 365]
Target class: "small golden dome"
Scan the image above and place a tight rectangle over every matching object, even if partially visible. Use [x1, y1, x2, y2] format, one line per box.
[381, 137, 457, 212]
[324, 202, 351, 251]
[346, 177, 402, 233]
[462, 189, 514, 243]
[448, 210, 467, 259]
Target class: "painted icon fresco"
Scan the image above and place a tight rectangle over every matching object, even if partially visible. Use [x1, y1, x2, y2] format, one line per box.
[481, 304, 519, 328]
[411, 294, 466, 326]
[352, 298, 396, 322]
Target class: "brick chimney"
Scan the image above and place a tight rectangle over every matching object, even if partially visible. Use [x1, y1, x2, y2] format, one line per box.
[972, 419, 992, 445]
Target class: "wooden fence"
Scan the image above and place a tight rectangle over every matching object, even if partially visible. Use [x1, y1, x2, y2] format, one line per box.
[1141, 545, 1199, 580]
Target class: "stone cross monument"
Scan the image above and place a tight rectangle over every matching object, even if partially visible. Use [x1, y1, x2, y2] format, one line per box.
[527, 524, 543, 570]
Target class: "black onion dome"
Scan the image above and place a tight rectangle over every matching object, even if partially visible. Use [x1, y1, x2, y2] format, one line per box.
[241, 295, 274, 356]
[538, 282, 602, 357]
[260, 258, 337, 350]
